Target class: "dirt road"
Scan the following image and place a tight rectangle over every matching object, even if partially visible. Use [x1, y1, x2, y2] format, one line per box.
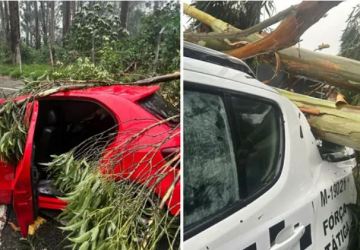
[0, 76, 24, 98]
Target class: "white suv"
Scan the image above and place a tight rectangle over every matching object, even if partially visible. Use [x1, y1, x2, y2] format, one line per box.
[183, 42, 357, 250]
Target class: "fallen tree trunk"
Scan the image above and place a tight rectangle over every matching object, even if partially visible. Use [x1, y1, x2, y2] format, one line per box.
[228, 1, 340, 59]
[132, 72, 180, 85]
[278, 88, 360, 151]
[183, 3, 360, 92]
[184, 4, 298, 41]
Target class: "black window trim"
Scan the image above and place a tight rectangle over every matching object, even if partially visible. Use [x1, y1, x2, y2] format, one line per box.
[184, 81, 285, 240]
[138, 93, 180, 126]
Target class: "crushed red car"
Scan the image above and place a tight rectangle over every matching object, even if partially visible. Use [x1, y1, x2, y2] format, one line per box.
[0, 85, 180, 236]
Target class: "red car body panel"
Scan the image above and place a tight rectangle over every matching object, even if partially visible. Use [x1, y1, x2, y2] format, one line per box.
[38, 196, 67, 210]
[13, 101, 38, 236]
[0, 85, 180, 236]
[0, 161, 14, 204]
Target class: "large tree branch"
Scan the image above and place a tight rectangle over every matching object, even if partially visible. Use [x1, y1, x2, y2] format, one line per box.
[132, 72, 180, 85]
[184, 1, 360, 92]
[228, 1, 340, 59]
[279, 88, 360, 151]
[184, 3, 240, 33]
[184, 4, 298, 41]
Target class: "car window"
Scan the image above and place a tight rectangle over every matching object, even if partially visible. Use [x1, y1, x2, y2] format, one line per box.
[184, 90, 239, 227]
[230, 95, 281, 197]
[139, 93, 179, 124]
[184, 86, 283, 236]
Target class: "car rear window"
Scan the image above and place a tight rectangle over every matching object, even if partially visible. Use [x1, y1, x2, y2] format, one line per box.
[139, 93, 179, 124]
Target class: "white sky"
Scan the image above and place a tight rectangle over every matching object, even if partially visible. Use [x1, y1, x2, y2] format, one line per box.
[183, 0, 359, 55]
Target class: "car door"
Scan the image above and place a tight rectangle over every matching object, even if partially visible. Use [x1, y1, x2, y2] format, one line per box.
[13, 101, 38, 236]
[0, 100, 16, 204]
[183, 75, 317, 250]
[0, 161, 15, 204]
[311, 151, 356, 250]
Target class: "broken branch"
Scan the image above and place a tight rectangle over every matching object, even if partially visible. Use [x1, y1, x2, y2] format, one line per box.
[278, 88, 360, 151]
[228, 1, 340, 59]
[131, 72, 180, 85]
[184, 4, 298, 41]
[184, 2, 360, 92]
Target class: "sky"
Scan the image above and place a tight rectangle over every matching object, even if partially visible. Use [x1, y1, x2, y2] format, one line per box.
[183, 0, 359, 55]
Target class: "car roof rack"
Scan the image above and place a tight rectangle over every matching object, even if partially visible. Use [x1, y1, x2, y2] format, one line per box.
[184, 41, 256, 78]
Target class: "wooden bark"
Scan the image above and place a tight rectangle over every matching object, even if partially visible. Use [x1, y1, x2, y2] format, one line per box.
[24, 2, 31, 46]
[0, 2, 5, 39]
[131, 72, 180, 85]
[120, 1, 129, 30]
[184, 4, 298, 42]
[48, 1, 55, 67]
[9, 1, 21, 69]
[70, 1, 76, 21]
[40, 1, 48, 46]
[63, 1, 71, 41]
[269, 48, 360, 91]
[34, 1, 40, 49]
[229, 1, 340, 59]
[153, 1, 160, 12]
[183, 2, 360, 92]
[278, 89, 360, 151]
[3, 1, 10, 47]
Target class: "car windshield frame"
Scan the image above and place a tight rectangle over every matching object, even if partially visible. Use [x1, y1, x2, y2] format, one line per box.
[139, 93, 179, 125]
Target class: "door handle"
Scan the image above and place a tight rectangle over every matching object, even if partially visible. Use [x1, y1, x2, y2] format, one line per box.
[270, 225, 305, 250]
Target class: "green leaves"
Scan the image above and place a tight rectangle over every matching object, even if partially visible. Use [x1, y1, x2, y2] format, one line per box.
[46, 151, 179, 250]
[52, 57, 111, 81]
[66, 3, 121, 56]
[0, 101, 27, 164]
[44, 152, 92, 194]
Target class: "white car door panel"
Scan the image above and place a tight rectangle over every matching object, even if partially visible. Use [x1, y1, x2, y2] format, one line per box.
[184, 63, 357, 250]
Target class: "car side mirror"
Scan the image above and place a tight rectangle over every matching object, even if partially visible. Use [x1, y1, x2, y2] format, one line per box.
[317, 140, 356, 163]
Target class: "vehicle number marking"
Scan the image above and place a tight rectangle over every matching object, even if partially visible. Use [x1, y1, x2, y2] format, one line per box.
[320, 178, 348, 207]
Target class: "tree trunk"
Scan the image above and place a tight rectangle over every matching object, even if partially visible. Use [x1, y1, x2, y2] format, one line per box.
[63, 1, 71, 41]
[40, 1, 48, 46]
[263, 47, 360, 91]
[229, 1, 339, 59]
[77, 1, 83, 11]
[278, 88, 360, 151]
[34, 1, 41, 49]
[70, 1, 76, 21]
[184, 2, 360, 150]
[48, 1, 55, 67]
[183, 2, 360, 92]
[8, 1, 21, 70]
[24, 1, 31, 46]
[3, 1, 10, 47]
[184, 4, 298, 42]
[91, 35, 95, 64]
[153, 1, 160, 12]
[120, 1, 129, 30]
[0, 2, 5, 39]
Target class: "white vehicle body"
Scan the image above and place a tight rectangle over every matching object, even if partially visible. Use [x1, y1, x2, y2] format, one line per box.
[183, 43, 357, 250]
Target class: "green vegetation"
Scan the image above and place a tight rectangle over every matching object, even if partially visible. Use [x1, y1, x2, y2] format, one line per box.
[52, 58, 112, 81]
[0, 2, 180, 107]
[0, 101, 27, 164]
[43, 151, 179, 249]
[0, 2, 180, 248]
[0, 64, 50, 80]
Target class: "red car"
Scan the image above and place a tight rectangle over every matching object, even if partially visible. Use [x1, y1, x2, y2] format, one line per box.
[0, 85, 180, 236]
